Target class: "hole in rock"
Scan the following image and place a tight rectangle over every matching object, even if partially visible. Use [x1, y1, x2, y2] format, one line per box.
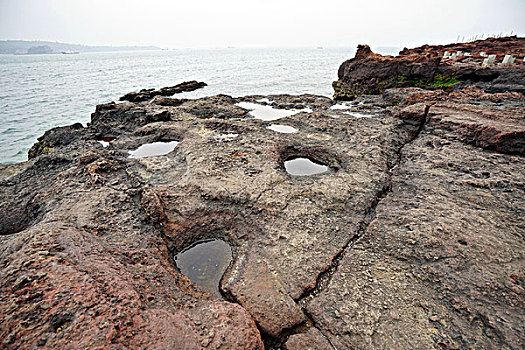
[267, 124, 298, 134]
[175, 239, 232, 298]
[128, 141, 179, 159]
[0, 205, 41, 235]
[236, 102, 310, 121]
[284, 157, 331, 176]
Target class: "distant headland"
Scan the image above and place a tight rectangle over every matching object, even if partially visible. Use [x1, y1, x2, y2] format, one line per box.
[0, 40, 160, 55]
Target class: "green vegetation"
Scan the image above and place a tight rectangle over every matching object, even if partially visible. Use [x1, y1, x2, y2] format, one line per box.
[27, 142, 54, 160]
[333, 74, 461, 101]
[430, 74, 461, 88]
[396, 74, 460, 89]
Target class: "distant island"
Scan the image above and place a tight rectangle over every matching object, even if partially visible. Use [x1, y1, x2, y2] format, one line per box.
[0, 40, 160, 55]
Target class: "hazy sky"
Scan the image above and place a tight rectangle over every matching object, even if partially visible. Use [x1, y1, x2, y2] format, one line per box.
[1, 0, 523, 49]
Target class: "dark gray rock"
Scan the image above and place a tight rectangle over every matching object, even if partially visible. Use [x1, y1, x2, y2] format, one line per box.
[119, 81, 207, 102]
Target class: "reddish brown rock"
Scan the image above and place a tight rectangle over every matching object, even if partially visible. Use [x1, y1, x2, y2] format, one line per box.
[427, 101, 525, 155]
[334, 47, 441, 100]
[0, 220, 263, 349]
[283, 327, 333, 350]
[334, 36, 525, 100]
[386, 86, 525, 155]
[398, 35, 525, 59]
[223, 255, 306, 337]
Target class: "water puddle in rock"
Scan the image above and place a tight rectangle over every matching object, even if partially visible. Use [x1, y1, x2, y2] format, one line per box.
[330, 103, 353, 110]
[98, 137, 116, 147]
[175, 240, 232, 298]
[267, 124, 298, 134]
[236, 102, 310, 121]
[284, 157, 331, 176]
[128, 141, 180, 159]
[343, 111, 374, 118]
[256, 98, 273, 104]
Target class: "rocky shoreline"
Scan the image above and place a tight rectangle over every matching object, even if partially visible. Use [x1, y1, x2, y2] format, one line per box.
[1, 37, 524, 349]
[333, 36, 525, 100]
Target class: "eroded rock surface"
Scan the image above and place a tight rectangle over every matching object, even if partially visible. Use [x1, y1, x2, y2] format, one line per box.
[304, 89, 524, 349]
[307, 132, 525, 349]
[0, 85, 432, 348]
[1, 40, 524, 349]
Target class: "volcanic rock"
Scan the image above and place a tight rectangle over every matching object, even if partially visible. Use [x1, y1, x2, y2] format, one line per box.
[119, 80, 207, 102]
[334, 36, 525, 100]
[28, 122, 84, 159]
[306, 113, 525, 349]
[1, 39, 524, 349]
[283, 327, 333, 350]
[0, 89, 426, 348]
[398, 35, 525, 58]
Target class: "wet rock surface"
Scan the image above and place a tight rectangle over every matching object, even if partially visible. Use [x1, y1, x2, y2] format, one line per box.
[1, 40, 524, 349]
[0, 91, 422, 348]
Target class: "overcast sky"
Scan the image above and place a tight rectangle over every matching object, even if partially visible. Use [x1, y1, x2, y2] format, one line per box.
[1, 0, 523, 49]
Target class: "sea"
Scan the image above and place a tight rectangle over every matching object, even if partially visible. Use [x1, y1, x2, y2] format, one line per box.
[0, 47, 398, 165]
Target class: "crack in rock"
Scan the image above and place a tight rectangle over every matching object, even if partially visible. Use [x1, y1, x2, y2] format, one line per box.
[296, 103, 431, 310]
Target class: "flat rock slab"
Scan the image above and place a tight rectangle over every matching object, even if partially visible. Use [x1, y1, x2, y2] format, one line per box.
[306, 108, 525, 348]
